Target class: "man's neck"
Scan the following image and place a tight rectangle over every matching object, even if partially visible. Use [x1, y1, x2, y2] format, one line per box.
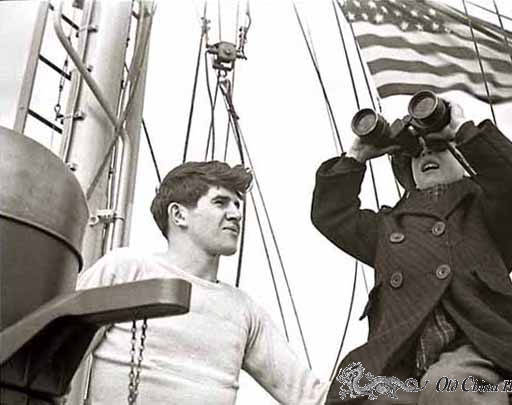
[163, 239, 220, 282]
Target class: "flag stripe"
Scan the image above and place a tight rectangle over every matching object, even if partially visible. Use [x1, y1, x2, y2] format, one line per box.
[449, 25, 512, 56]
[358, 34, 512, 73]
[353, 22, 510, 60]
[361, 45, 512, 86]
[377, 82, 510, 102]
[372, 70, 512, 98]
[368, 59, 512, 88]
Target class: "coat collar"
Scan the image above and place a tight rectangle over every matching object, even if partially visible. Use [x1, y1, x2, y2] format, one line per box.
[391, 178, 479, 219]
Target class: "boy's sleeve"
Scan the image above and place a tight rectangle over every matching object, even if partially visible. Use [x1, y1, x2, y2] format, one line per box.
[311, 155, 380, 267]
[242, 299, 329, 405]
[457, 120, 512, 269]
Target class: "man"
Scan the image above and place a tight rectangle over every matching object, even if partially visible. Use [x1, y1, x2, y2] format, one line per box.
[77, 161, 328, 404]
[311, 100, 512, 405]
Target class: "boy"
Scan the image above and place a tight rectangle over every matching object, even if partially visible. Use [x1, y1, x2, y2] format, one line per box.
[311, 101, 512, 404]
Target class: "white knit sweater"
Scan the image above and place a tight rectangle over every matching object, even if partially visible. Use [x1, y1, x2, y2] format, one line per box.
[76, 248, 328, 404]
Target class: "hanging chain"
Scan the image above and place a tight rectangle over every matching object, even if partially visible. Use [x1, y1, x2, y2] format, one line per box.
[128, 318, 148, 404]
[54, 57, 69, 123]
[53, 5, 78, 125]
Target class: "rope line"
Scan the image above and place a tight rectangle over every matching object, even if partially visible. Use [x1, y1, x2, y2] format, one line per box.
[219, 81, 247, 288]
[235, 204, 248, 287]
[492, 0, 512, 65]
[360, 263, 369, 296]
[336, 0, 383, 209]
[330, 260, 358, 380]
[220, 81, 312, 367]
[306, 20, 342, 155]
[467, 0, 512, 23]
[222, 1, 242, 161]
[332, 0, 360, 110]
[238, 125, 313, 369]
[142, 119, 162, 183]
[183, 6, 208, 163]
[204, 53, 221, 160]
[222, 68, 237, 161]
[249, 190, 290, 341]
[217, 0, 223, 42]
[293, 2, 344, 153]
[461, 0, 497, 125]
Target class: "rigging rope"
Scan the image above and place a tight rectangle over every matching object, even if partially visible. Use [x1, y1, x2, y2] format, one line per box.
[335, 1, 402, 202]
[223, 0, 250, 161]
[249, 190, 290, 341]
[292, 2, 344, 153]
[492, 0, 512, 65]
[335, 0, 382, 209]
[360, 264, 369, 297]
[204, 52, 221, 160]
[461, 0, 497, 125]
[331, 0, 360, 110]
[222, 69, 236, 161]
[334, 0, 403, 199]
[306, 21, 342, 155]
[238, 124, 314, 369]
[220, 80, 313, 368]
[468, 0, 512, 23]
[142, 119, 162, 183]
[219, 81, 248, 289]
[183, 3, 208, 163]
[329, 260, 358, 380]
[217, 0, 223, 42]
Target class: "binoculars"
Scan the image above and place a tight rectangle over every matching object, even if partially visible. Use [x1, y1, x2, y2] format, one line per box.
[351, 91, 451, 157]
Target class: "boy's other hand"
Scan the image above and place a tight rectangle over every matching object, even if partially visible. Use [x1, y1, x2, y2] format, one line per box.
[346, 136, 401, 163]
[423, 102, 467, 144]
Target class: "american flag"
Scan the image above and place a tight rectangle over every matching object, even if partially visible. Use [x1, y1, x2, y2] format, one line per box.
[339, 0, 512, 103]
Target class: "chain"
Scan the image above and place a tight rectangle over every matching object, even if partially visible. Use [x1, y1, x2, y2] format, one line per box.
[127, 318, 148, 404]
[54, 4, 77, 125]
[54, 57, 69, 123]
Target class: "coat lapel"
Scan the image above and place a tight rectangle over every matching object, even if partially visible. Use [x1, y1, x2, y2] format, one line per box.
[391, 179, 479, 219]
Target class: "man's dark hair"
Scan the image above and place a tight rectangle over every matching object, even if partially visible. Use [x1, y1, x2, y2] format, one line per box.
[150, 161, 253, 238]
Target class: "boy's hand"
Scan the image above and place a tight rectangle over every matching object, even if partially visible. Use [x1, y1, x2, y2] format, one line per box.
[346, 136, 401, 163]
[423, 102, 467, 144]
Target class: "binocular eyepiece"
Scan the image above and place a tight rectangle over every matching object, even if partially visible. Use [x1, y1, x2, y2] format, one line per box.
[351, 90, 451, 156]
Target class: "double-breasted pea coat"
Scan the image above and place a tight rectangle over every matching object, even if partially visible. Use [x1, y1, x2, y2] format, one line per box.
[311, 120, 512, 404]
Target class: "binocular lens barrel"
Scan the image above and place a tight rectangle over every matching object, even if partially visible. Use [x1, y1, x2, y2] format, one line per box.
[351, 109, 388, 141]
[408, 90, 449, 128]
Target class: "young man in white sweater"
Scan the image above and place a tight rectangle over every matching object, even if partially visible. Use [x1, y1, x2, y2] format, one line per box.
[77, 160, 328, 404]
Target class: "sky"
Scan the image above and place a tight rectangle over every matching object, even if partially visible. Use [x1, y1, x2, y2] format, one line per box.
[7, 0, 512, 403]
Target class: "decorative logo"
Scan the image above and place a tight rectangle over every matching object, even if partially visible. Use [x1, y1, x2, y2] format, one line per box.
[336, 362, 427, 401]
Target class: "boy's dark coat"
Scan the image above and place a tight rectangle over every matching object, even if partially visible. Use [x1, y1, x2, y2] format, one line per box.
[311, 121, 512, 403]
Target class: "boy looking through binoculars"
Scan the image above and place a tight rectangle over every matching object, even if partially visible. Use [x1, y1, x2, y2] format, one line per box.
[312, 92, 512, 405]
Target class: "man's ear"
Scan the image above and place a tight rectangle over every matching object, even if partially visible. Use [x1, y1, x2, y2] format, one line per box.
[168, 202, 188, 228]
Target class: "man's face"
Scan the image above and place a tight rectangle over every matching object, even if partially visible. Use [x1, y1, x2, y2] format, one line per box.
[411, 143, 465, 190]
[186, 186, 242, 256]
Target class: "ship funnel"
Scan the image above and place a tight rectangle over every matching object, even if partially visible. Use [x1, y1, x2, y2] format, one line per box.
[0, 126, 88, 330]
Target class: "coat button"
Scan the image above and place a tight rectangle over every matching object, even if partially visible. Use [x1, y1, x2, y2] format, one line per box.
[432, 221, 446, 236]
[390, 271, 404, 288]
[435, 264, 451, 280]
[389, 232, 405, 243]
